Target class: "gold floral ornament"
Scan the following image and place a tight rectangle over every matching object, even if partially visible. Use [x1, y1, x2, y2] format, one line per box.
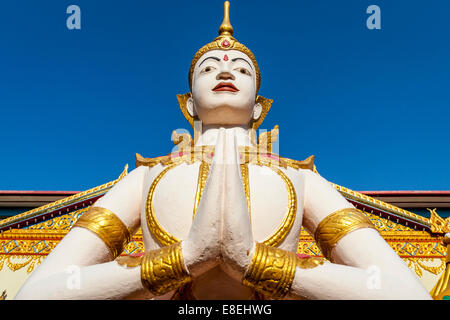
[427, 208, 450, 234]
[73, 207, 132, 259]
[296, 256, 324, 269]
[177, 1, 273, 130]
[115, 255, 143, 268]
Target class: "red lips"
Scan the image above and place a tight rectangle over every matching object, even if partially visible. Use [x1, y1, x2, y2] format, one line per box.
[212, 82, 239, 92]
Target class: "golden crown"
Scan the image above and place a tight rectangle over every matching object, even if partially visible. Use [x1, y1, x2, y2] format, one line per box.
[178, 1, 272, 130]
[188, 1, 261, 92]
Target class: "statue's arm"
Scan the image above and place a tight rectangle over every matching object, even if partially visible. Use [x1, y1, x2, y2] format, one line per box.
[288, 170, 431, 300]
[14, 166, 151, 299]
[16, 158, 222, 299]
[196, 128, 430, 300]
[14, 260, 153, 300]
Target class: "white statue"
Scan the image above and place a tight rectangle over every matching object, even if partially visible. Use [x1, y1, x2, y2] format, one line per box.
[15, 1, 431, 300]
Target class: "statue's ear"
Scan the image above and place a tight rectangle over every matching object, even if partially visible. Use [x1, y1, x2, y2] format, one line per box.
[186, 97, 196, 117]
[252, 102, 263, 121]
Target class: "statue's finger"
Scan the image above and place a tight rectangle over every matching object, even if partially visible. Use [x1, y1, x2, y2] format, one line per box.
[223, 130, 250, 222]
[211, 128, 226, 166]
[189, 129, 225, 229]
[223, 128, 240, 166]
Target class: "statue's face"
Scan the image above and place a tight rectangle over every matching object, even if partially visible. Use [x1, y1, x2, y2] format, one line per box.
[189, 49, 261, 126]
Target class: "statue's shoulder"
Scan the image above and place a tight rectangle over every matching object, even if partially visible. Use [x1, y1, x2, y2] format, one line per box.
[252, 125, 316, 172]
[134, 149, 202, 169]
[135, 152, 173, 168]
[277, 154, 315, 172]
[134, 132, 203, 169]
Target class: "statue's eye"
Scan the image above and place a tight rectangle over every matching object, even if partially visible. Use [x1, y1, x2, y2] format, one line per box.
[201, 66, 215, 73]
[237, 68, 251, 76]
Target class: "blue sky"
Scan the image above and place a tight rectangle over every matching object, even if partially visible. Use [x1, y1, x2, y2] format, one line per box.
[0, 0, 449, 191]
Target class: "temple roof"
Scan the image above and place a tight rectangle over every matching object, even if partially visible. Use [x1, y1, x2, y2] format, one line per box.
[0, 165, 128, 231]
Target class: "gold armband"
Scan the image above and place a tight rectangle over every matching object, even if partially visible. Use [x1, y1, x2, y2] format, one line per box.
[140, 242, 191, 296]
[243, 243, 297, 299]
[74, 206, 131, 259]
[314, 208, 377, 261]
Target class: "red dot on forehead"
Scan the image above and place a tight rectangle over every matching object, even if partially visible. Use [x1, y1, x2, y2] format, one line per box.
[223, 54, 229, 61]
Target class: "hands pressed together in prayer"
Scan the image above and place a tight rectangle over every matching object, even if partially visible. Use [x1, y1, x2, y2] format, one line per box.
[182, 127, 255, 281]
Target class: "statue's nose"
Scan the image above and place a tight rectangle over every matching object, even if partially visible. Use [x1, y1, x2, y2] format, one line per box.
[216, 71, 235, 81]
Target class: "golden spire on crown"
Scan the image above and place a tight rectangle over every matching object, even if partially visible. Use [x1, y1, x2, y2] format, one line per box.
[188, 1, 261, 93]
[219, 0, 233, 36]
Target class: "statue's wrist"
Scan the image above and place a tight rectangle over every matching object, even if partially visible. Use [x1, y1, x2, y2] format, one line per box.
[242, 242, 297, 300]
[140, 242, 192, 296]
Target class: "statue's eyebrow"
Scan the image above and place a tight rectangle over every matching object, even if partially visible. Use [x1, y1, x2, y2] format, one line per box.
[199, 56, 220, 67]
[231, 57, 253, 70]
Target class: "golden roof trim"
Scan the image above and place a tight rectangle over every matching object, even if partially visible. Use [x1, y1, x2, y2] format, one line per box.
[332, 183, 449, 234]
[333, 184, 429, 225]
[0, 165, 129, 230]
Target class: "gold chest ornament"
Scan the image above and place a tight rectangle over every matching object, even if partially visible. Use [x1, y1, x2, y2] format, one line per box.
[137, 128, 315, 249]
[145, 150, 298, 248]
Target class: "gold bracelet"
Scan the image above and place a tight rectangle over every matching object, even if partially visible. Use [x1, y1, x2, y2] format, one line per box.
[74, 206, 131, 259]
[242, 243, 297, 299]
[314, 208, 377, 261]
[140, 242, 191, 296]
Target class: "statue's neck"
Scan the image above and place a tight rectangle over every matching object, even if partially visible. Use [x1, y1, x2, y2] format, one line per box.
[194, 124, 255, 147]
